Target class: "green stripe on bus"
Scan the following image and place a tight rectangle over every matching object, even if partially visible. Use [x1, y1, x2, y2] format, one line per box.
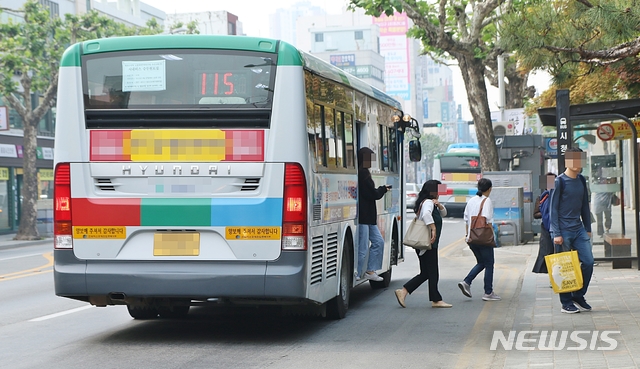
[141, 198, 211, 226]
[277, 41, 303, 66]
[60, 43, 82, 67]
[60, 35, 288, 66]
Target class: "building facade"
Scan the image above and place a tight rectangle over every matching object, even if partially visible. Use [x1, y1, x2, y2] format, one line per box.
[0, 0, 165, 234]
[164, 11, 242, 35]
[308, 25, 385, 90]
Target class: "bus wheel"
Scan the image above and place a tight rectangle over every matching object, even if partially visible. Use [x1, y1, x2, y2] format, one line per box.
[158, 305, 190, 319]
[369, 268, 392, 289]
[326, 247, 352, 319]
[126, 304, 159, 320]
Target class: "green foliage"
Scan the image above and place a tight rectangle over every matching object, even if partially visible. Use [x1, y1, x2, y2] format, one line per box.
[0, 0, 162, 237]
[501, 0, 640, 81]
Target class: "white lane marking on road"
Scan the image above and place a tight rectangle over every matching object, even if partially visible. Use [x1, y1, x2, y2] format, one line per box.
[0, 253, 43, 261]
[29, 305, 94, 322]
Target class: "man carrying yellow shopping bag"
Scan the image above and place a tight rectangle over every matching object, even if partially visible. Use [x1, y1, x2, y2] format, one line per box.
[549, 148, 594, 314]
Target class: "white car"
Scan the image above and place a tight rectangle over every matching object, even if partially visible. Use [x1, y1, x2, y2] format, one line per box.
[405, 183, 421, 211]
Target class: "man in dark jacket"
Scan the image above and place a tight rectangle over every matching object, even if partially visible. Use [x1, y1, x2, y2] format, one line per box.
[357, 147, 390, 281]
[550, 147, 593, 314]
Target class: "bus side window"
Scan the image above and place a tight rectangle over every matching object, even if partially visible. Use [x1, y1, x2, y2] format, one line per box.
[336, 111, 345, 168]
[325, 107, 337, 168]
[306, 98, 317, 171]
[344, 113, 355, 168]
[314, 105, 325, 167]
[388, 127, 397, 173]
[379, 124, 389, 171]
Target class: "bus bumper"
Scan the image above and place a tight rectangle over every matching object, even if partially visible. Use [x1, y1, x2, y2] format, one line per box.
[53, 249, 307, 303]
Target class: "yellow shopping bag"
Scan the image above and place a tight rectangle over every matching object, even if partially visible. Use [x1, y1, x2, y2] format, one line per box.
[544, 250, 583, 293]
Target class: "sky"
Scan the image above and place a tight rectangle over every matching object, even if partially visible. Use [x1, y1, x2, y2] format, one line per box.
[144, 0, 350, 37]
[142, 0, 550, 121]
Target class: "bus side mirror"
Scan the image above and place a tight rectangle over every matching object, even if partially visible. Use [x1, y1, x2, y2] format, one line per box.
[409, 140, 421, 162]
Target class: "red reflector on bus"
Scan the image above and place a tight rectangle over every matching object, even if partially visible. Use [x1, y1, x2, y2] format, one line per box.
[54, 163, 73, 249]
[282, 163, 307, 250]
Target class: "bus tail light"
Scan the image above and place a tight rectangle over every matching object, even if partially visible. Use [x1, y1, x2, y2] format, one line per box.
[282, 163, 307, 250]
[54, 163, 73, 249]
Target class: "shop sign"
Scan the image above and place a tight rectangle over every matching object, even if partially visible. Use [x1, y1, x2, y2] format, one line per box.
[0, 167, 8, 180]
[0, 144, 17, 158]
[39, 169, 54, 181]
[43, 147, 54, 160]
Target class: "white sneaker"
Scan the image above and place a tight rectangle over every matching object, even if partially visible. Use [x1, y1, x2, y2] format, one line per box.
[364, 272, 383, 282]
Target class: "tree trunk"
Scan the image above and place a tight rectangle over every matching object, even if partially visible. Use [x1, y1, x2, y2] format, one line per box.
[16, 116, 40, 240]
[504, 64, 533, 109]
[458, 55, 500, 172]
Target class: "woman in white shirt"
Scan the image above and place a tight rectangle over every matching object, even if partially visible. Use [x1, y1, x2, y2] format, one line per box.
[457, 178, 501, 301]
[394, 180, 452, 308]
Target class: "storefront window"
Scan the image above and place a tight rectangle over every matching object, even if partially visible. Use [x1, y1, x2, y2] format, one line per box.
[0, 167, 10, 229]
[38, 169, 54, 199]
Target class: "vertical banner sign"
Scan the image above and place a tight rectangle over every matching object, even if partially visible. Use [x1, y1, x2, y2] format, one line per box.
[373, 12, 411, 102]
[556, 90, 571, 173]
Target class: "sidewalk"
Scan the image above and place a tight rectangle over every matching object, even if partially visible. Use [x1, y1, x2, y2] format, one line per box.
[0, 233, 52, 250]
[501, 240, 640, 368]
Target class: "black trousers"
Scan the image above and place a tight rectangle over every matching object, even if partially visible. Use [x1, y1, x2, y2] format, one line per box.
[403, 248, 442, 302]
[532, 226, 554, 274]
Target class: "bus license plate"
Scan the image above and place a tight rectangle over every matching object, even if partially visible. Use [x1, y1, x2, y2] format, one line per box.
[454, 196, 467, 203]
[154, 232, 200, 256]
[225, 227, 281, 240]
[73, 226, 126, 239]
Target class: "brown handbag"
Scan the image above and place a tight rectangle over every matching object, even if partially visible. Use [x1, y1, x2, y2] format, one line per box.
[468, 198, 496, 247]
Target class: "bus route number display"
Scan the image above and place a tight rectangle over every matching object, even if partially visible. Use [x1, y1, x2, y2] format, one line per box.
[197, 70, 247, 96]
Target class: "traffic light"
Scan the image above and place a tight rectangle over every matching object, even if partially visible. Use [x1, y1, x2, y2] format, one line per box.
[423, 122, 442, 128]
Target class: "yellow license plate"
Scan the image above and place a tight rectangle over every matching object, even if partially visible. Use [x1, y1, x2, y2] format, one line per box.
[154, 232, 200, 256]
[455, 196, 467, 203]
[225, 227, 281, 240]
[73, 226, 126, 239]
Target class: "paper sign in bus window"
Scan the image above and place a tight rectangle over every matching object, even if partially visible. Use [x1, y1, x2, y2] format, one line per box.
[122, 60, 166, 92]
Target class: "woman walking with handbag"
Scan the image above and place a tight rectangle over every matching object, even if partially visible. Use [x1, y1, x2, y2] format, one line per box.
[457, 178, 501, 301]
[394, 180, 452, 308]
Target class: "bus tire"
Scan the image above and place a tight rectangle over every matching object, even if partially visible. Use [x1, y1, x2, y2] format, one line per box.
[158, 305, 190, 319]
[127, 304, 159, 320]
[326, 247, 352, 319]
[369, 267, 392, 289]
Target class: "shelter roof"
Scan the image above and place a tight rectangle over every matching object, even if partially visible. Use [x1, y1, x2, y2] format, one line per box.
[538, 98, 640, 126]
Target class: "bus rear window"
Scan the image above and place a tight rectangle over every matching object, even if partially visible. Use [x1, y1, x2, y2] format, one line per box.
[440, 156, 481, 173]
[82, 50, 276, 109]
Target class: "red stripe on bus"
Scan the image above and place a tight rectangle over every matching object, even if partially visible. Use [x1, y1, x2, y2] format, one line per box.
[72, 198, 141, 226]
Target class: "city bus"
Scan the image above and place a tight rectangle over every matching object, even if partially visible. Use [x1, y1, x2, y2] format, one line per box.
[432, 146, 481, 216]
[53, 35, 417, 320]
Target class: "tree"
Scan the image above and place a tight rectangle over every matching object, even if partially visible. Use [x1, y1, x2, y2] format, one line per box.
[501, 0, 640, 85]
[0, 1, 161, 239]
[169, 20, 201, 34]
[350, 0, 522, 173]
[420, 133, 452, 179]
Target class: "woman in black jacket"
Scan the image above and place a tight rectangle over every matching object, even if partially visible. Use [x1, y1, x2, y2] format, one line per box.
[394, 180, 452, 308]
[357, 147, 390, 281]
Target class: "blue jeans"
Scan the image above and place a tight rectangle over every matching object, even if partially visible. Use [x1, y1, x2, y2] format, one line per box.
[554, 228, 594, 307]
[464, 244, 495, 295]
[358, 224, 384, 276]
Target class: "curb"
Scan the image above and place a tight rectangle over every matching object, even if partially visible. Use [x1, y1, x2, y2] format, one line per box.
[0, 238, 53, 251]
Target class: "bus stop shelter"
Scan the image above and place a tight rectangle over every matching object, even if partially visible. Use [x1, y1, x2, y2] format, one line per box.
[538, 95, 640, 269]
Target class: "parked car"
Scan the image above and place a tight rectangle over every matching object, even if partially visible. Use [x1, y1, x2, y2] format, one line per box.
[405, 183, 420, 211]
